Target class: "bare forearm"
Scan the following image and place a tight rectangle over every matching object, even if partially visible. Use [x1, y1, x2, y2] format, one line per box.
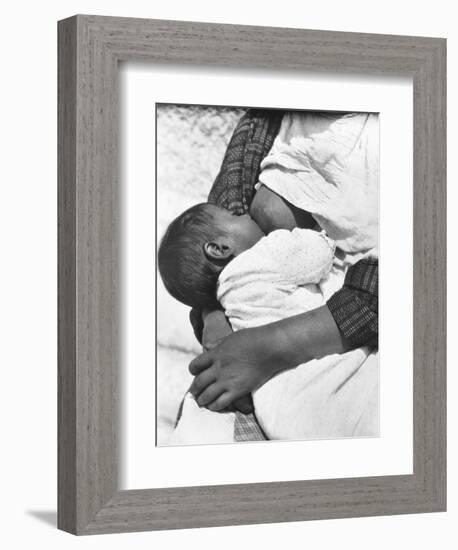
[202, 304, 348, 372]
[189, 305, 349, 410]
[263, 305, 350, 371]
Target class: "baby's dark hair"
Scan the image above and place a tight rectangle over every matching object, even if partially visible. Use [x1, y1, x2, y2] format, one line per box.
[158, 203, 227, 309]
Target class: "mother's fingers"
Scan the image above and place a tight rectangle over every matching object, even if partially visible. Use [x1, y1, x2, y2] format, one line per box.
[189, 350, 214, 375]
[233, 395, 254, 414]
[196, 383, 225, 407]
[206, 393, 233, 412]
[189, 368, 217, 398]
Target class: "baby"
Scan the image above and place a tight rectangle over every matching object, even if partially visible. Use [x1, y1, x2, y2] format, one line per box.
[158, 200, 336, 316]
[159, 201, 377, 443]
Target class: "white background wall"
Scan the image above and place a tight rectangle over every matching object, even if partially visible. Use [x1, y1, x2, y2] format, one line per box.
[0, 0, 454, 548]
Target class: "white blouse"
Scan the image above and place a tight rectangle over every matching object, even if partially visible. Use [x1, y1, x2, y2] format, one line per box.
[259, 112, 379, 258]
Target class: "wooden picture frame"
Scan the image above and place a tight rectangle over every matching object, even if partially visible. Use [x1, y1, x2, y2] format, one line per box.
[58, 14, 446, 535]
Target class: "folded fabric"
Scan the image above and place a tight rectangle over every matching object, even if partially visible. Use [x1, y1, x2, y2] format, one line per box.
[259, 112, 379, 259]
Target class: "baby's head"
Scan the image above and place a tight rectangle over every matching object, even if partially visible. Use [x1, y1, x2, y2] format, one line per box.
[158, 203, 264, 309]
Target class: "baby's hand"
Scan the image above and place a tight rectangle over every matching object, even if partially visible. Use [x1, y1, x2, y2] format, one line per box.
[201, 309, 233, 351]
[189, 325, 287, 412]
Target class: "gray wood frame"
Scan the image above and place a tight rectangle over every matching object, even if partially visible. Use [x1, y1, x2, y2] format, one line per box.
[58, 14, 446, 535]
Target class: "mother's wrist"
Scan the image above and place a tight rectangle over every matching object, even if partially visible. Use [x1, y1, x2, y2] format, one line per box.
[257, 321, 298, 374]
[263, 311, 323, 371]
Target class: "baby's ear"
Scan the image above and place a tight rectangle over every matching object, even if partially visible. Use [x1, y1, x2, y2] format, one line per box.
[203, 242, 232, 261]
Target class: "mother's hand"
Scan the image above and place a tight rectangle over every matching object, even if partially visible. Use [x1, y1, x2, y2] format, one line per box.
[200, 308, 255, 414]
[189, 324, 289, 412]
[189, 305, 348, 412]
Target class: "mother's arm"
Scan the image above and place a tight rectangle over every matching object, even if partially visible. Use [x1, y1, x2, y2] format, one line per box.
[190, 258, 378, 411]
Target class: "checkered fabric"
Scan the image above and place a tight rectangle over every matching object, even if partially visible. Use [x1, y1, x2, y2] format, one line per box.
[234, 411, 267, 442]
[327, 257, 378, 349]
[208, 109, 284, 215]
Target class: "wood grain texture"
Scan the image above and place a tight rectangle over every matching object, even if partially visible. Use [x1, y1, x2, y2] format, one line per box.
[57, 17, 77, 533]
[57, 14, 446, 535]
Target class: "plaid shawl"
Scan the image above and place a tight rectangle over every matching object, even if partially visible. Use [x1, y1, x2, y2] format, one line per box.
[327, 256, 378, 349]
[208, 109, 284, 214]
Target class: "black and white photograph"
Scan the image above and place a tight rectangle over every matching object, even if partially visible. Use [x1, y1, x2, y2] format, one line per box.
[156, 104, 379, 446]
